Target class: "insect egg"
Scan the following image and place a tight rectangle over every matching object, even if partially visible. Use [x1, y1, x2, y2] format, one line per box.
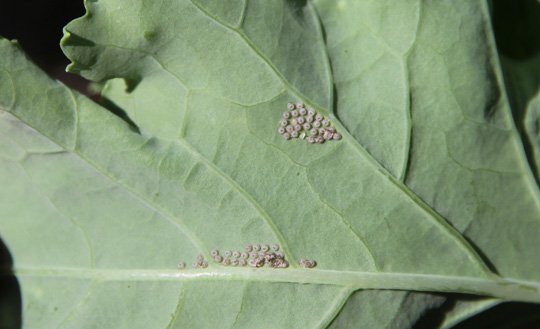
[224, 250, 232, 257]
[299, 108, 307, 115]
[239, 259, 247, 266]
[313, 121, 321, 128]
[245, 245, 252, 252]
[308, 136, 315, 144]
[306, 116, 314, 123]
[323, 130, 334, 140]
[286, 125, 294, 133]
[303, 123, 311, 130]
[271, 244, 279, 251]
[249, 259, 257, 267]
[177, 262, 186, 269]
[310, 128, 318, 136]
[231, 259, 239, 267]
[273, 259, 288, 268]
[278, 127, 285, 134]
[316, 136, 324, 143]
[197, 254, 204, 261]
[315, 114, 323, 121]
[223, 258, 231, 265]
[283, 133, 291, 140]
[283, 111, 291, 119]
[232, 251, 240, 258]
[259, 252, 266, 258]
[308, 109, 316, 116]
[280, 119, 288, 127]
[200, 261, 208, 268]
[291, 118, 298, 126]
[276, 252, 284, 258]
[253, 244, 260, 251]
[327, 127, 336, 133]
[214, 256, 223, 263]
[192, 261, 199, 268]
[261, 244, 269, 252]
[287, 103, 295, 110]
[210, 250, 219, 257]
[241, 252, 249, 259]
[319, 128, 326, 135]
[333, 133, 342, 140]
[264, 252, 276, 261]
[291, 110, 299, 117]
[322, 119, 330, 126]
[297, 117, 305, 124]
[294, 124, 302, 131]
[296, 102, 304, 108]
[250, 252, 258, 259]
[291, 131, 299, 138]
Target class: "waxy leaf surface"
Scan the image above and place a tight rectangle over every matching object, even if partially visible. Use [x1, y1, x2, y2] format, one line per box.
[1, 0, 540, 328]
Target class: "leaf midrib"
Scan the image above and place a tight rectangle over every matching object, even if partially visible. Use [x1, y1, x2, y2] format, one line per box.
[12, 0, 536, 302]
[9, 267, 540, 303]
[6, 101, 533, 301]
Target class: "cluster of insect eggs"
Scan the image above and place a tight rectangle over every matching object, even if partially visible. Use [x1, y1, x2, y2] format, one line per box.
[299, 259, 316, 268]
[178, 245, 315, 269]
[177, 253, 209, 270]
[210, 244, 288, 268]
[278, 102, 341, 143]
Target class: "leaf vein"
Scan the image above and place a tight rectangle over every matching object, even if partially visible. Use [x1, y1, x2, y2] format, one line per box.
[3, 111, 208, 256]
[177, 138, 299, 267]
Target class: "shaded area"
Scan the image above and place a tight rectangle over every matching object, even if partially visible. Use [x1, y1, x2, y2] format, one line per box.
[0, 238, 21, 329]
[413, 295, 540, 329]
[412, 293, 456, 329]
[100, 97, 141, 134]
[0, 0, 140, 131]
[490, 0, 540, 183]
[0, 0, 89, 97]
[462, 237, 499, 276]
[0, 2, 86, 327]
[286, 0, 308, 19]
[412, 295, 493, 329]
[490, 0, 540, 59]
[453, 301, 540, 329]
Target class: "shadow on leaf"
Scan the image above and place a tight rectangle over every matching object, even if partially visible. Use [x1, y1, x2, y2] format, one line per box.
[0, 237, 21, 329]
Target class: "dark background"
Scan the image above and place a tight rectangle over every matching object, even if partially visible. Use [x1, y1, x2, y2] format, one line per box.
[1, 1, 540, 328]
[0, 0, 89, 95]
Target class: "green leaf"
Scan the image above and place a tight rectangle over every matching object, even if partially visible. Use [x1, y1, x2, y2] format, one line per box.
[526, 91, 540, 175]
[438, 298, 501, 329]
[59, 0, 493, 277]
[312, 0, 540, 281]
[312, 0, 540, 323]
[327, 291, 445, 329]
[1, 0, 540, 328]
[0, 38, 351, 328]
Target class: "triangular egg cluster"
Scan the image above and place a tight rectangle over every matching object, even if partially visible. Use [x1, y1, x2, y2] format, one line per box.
[278, 102, 341, 143]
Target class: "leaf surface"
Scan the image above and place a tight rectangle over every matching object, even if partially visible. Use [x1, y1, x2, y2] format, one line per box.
[311, 0, 540, 323]
[312, 0, 540, 281]
[1, 0, 540, 328]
